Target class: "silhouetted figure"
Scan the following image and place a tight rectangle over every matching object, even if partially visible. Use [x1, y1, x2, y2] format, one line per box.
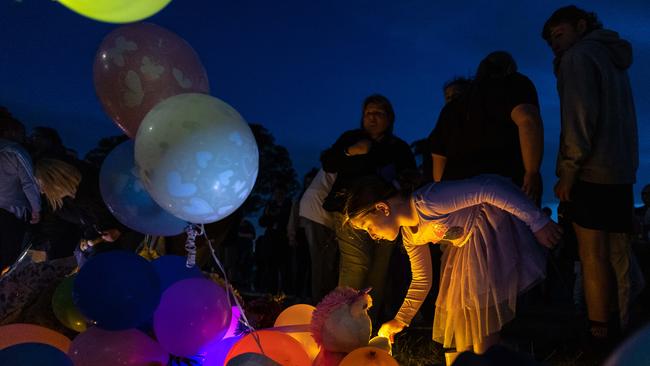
[28, 127, 72, 164]
[287, 168, 318, 301]
[429, 51, 544, 205]
[542, 5, 639, 343]
[256, 186, 292, 295]
[298, 168, 338, 304]
[0, 112, 40, 272]
[420, 77, 472, 185]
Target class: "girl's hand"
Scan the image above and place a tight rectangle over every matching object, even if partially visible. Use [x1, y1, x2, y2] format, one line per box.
[534, 221, 563, 249]
[378, 318, 407, 343]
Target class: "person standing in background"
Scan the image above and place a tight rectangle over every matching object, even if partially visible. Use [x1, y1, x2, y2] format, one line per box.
[543, 5, 639, 342]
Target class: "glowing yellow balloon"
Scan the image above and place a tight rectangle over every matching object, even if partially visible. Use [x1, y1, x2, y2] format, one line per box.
[340, 347, 398, 366]
[57, 0, 172, 23]
[274, 304, 320, 361]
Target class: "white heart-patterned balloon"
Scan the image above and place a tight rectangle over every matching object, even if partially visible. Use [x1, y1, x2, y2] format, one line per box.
[135, 93, 259, 224]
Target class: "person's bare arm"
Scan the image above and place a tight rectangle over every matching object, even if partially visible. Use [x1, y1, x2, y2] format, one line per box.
[432, 153, 447, 183]
[511, 103, 543, 202]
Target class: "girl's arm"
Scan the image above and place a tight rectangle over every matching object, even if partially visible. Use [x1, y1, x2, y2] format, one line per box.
[394, 243, 433, 326]
[422, 175, 550, 232]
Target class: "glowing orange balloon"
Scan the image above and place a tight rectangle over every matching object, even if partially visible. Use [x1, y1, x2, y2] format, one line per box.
[339, 347, 398, 366]
[273, 304, 320, 361]
[225, 330, 311, 366]
[0, 323, 71, 353]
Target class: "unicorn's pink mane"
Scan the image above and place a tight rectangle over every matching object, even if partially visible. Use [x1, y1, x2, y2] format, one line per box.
[310, 287, 360, 346]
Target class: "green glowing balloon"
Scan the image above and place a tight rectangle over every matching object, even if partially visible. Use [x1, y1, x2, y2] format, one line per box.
[52, 276, 88, 333]
[57, 0, 172, 23]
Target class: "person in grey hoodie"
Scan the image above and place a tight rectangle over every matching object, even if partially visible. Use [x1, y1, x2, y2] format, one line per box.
[0, 112, 41, 273]
[542, 5, 639, 343]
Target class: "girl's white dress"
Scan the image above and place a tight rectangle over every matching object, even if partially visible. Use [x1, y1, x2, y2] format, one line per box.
[395, 175, 549, 351]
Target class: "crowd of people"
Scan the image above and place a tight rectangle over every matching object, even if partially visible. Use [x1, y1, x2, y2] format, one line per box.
[0, 5, 648, 365]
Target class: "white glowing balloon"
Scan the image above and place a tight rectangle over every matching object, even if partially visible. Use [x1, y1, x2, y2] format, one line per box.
[134, 93, 259, 224]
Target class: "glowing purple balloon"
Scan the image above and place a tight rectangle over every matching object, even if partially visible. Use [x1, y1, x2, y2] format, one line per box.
[222, 306, 242, 339]
[153, 278, 231, 357]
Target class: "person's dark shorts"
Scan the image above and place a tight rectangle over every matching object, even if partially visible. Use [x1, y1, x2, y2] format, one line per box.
[566, 180, 634, 233]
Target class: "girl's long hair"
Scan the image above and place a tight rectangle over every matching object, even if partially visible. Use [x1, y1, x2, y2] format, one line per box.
[35, 159, 81, 210]
[343, 170, 421, 223]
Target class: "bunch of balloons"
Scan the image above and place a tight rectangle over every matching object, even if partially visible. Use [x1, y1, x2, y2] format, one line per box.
[58, 253, 234, 364]
[94, 22, 259, 228]
[19, 6, 265, 365]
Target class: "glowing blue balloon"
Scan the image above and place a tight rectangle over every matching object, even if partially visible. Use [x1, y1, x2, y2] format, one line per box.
[100, 140, 187, 236]
[151, 255, 203, 291]
[0, 343, 72, 366]
[135, 93, 259, 224]
[73, 251, 161, 330]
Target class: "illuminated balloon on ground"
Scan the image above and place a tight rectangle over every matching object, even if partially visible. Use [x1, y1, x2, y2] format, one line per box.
[274, 304, 320, 361]
[135, 93, 259, 224]
[100, 140, 187, 236]
[52, 276, 88, 332]
[94, 23, 209, 137]
[0, 323, 71, 353]
[368, 336, 392, 354]
[58, 0, 171, 23]
[0, 343, 72, 366]
[339, 347, 398, 366]
[73, 251, 161, 330]
[225, 330, 311, 366]
[154, 278, 231, 357]
[69, 327, 168, 366]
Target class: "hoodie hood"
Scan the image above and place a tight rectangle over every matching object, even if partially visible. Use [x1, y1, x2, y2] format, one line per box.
[581, 29, 633, 69]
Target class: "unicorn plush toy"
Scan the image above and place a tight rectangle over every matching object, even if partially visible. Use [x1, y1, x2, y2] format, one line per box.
[310, 287, 389, 365]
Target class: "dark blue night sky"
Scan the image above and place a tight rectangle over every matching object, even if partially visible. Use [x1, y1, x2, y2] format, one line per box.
[1, 0, 648, 209]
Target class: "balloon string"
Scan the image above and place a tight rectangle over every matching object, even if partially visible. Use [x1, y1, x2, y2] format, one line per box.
[203, 231, 265, 356]
[184, 224, 202, 268]
[0, 242, 31, 283]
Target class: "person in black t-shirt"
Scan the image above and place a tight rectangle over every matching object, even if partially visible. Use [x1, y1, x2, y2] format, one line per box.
[429, 51, 544, 204]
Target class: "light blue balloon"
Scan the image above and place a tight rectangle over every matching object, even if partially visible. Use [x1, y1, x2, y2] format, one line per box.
[100, 140, 187, 236]
[135, 93, 259, 224]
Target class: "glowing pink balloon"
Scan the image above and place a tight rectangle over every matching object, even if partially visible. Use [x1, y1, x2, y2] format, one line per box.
[68, 327, 168, 366]
[94, 22, 209, 138]
[153, 278, 231, 357]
